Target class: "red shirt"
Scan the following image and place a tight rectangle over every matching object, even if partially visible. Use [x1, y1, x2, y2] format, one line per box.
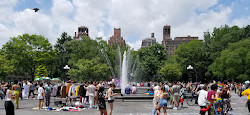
[207, 90, 215, 101]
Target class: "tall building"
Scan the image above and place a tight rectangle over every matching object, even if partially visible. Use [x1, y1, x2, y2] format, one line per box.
[73, 26, 89, 40]
[162, 25, 199, 55]
[141, 33, 156, 48]
[108, 28, 126, 47]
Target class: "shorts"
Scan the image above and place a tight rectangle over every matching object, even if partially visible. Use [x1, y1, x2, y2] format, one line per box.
[158, 98, 167, 107]
[173, 95, 179, 102]
[108, 100, 114, 103]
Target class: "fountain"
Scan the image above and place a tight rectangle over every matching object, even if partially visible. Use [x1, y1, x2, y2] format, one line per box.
[120, 51, 128, 94]
[118, 47, 122, 79]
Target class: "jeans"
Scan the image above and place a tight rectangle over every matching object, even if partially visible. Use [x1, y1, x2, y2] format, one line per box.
[45, 92, 51, 107]
[152, 98, 158, 115]
[89, 95, 94, 108]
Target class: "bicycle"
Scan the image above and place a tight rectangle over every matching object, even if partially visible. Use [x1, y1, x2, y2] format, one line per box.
[186, 93, 198, 106]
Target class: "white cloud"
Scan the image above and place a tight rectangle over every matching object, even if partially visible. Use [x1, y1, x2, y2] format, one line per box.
[0, 0, 249, 50]
[231, 16, 250, 27]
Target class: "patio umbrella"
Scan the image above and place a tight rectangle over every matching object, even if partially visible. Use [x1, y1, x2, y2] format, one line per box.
[42, 77, 51, 80]
[34, 77, 42, 81]
[52, 78, 61, 81]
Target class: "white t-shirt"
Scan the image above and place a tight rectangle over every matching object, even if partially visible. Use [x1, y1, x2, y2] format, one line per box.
[88, 85, 96, 96]
[153, 86, 159, 94]
[198, 89, 208, 106]
[37, 87, 44, 99]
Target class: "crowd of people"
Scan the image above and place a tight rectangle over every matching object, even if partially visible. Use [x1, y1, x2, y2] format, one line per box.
[0, 80, 120, 115]
[1, 80, 250, 115]
[150, 81, 250, 115]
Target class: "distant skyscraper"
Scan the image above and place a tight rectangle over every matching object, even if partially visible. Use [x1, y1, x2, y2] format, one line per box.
[73, 26, 89, 40]
[108, 28, 126, 47]
[162, 25, 199, 55]
[141, 33, 156, 48]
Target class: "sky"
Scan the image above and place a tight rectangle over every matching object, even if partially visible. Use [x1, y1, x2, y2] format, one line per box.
[0, 0, 250, 50]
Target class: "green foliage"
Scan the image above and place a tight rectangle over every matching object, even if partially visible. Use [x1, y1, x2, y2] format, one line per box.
[136, 43, 168, 81]
[159, 63, 182, 82]
[35, 65, 48, 79]
[68, 57, 110, 81]
[0, 51, 14, 78]
[2, 34, 55, 80]
[174, 40, 207, 81]
[53, 32, 72, 78]
[210, 38, 250, 81]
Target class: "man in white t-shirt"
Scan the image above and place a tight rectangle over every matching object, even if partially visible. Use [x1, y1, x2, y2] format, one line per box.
[153, 83, 159, 94]
[198, 84, 208, 115]
[87, 81, 96, 108]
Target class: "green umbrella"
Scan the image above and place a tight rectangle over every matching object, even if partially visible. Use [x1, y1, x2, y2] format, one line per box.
[42, 77, 51, 80]
[34, 77, 42, 81]
[52, 78, 61, 81]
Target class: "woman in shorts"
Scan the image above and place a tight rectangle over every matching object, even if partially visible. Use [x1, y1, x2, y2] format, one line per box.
[157, 86, 169, 115]
[107, 84, 117, 115]
[37, 83, 45, 110]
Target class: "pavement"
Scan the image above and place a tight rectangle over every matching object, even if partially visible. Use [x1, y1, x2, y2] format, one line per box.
[0, 92, 249, 115]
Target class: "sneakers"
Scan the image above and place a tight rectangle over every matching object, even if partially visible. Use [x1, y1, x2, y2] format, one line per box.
[173, 107, 177, 110]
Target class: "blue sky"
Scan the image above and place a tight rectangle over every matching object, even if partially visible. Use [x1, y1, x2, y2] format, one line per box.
[0, 0, 250, 50]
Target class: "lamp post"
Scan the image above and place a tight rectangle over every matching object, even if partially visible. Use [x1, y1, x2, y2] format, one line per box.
[187, 65, 194, 82]
[63, 65, 70, 81]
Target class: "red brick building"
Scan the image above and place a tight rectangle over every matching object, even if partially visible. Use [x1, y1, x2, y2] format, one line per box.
[108, 28, 126, 47]
[162, 25, 199, 55]
[73, 26, 89, 40]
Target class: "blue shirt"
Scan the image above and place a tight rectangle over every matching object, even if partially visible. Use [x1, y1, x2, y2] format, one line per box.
[125, 87, 131, 94]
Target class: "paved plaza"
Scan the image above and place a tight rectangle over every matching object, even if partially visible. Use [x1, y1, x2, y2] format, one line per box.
[0, 93, 249, 115]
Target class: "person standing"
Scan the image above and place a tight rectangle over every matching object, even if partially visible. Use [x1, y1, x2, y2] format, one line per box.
[108, 84, 117, 115]
[241, 83, 250, 113]
[172, 81, 180, 110]
[98, 86, 107, 115]
[207, 84, 218, 115]
[152, 85, 160, 115]
[12, 80, 21, 109]
[198, 84, 208, 115]
[22, 81, 29, 99]
[37, 83, 45, 110]
[88, 81, 96, 109]
[29, 82, 35, 98]
[79, 83, 86, 104]
[5, 85, 15, 115]
[156, 86, 168, 115]
[45, 82, 52, 107]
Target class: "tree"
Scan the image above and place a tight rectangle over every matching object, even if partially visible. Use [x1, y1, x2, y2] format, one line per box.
[136, 43, 168, 81]
[158, 63, 182, 82]
[35, 65, 48, 79]
[2, 34, 55, 80]
[68, 57, 110, 81]
[53, 32, 72, 78]
[209, 38, 250, 82]
[174, 40, 207, 82]
[0, 51, 14, 80]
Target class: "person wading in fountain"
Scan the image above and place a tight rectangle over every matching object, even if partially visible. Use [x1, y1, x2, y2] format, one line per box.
[107, 84, 117, 115]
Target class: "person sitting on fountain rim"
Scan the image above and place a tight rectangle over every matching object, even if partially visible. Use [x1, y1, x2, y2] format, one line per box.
[125, 84, 131, 95]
